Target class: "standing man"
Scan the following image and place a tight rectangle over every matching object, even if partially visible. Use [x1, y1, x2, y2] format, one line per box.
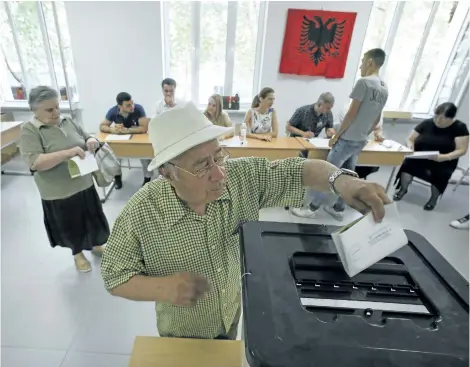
[155, 78, 184, 115]
[101, 101, 390, 340]
[100, 92, 153, 188]
[286, 92, 336, 139]
[292, 48, 388, 221]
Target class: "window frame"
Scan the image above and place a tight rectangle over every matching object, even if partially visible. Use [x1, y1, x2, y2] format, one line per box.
[0, 1, 78, 116]
[359, 1, 469, 116]
[162, 1, 267, 109]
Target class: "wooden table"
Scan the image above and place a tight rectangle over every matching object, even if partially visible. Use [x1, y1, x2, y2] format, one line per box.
[296, 137, 412, 191]
[221, 137, 305, 160]
[129, 337, 247, 367]
[95, 132, 153, 158]
[1, 121, 30, 176]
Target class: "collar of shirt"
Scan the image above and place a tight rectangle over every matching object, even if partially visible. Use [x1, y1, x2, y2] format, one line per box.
[159, 180, 231, 229]
[31, 116, 66, 129]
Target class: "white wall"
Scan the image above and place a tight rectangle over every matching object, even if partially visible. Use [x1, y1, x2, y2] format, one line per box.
[64, 1, 164, 133]
[457, 84, 469, 124]
[259, 1, 372, 136]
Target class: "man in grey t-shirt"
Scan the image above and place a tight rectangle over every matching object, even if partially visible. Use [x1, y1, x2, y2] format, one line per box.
[291, 48, 388, 221]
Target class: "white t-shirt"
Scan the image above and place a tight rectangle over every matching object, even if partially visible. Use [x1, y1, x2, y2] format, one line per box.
[155, 98, 185, 116]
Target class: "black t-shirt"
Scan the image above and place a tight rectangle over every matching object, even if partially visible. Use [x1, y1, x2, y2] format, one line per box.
[414, 118, 469, 168]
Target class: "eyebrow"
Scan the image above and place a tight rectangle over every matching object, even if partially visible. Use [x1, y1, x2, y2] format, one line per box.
[192, 148, 223, 167]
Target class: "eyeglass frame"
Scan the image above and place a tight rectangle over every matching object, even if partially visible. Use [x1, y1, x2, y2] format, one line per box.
[166, 147, 231, 178]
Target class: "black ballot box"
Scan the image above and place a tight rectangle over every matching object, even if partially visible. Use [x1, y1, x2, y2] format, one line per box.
[239, 222, 469, 367]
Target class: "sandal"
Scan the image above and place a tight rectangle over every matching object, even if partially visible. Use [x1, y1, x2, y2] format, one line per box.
[424, 199, 437, 211]
[393, 189, 408, 201]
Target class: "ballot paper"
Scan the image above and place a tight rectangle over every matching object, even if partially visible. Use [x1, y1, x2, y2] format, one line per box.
[220, 137, 247, 147]
[331, 202, 408, 278]
[68, 152, 99, 178]
[308, 138, 330, 149]
[406, 151, 439, 159]
[105, 134, 131, 141]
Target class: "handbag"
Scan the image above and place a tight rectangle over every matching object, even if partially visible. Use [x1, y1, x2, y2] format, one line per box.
[92, 142, 122, 187]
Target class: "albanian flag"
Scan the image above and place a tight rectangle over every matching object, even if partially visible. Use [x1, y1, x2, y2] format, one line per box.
[279, 9, 357, 79]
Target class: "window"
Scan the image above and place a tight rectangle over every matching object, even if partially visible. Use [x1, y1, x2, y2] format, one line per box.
[358, 1, 469, 114]
[163, 1, 264, 106]
[0, 1, 78, 104]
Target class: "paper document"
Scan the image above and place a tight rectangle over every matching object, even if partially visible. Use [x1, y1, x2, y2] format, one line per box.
[308, 138, 330, 149]
[68, 152, 99, 178]
[331, 202, 408, 278]
[406, 151, 439, 159]
[105, 134, 131, 141]
[220, 137, 247, 147]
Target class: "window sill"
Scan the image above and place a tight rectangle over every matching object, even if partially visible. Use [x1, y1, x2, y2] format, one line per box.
[1, 100, 81, 112]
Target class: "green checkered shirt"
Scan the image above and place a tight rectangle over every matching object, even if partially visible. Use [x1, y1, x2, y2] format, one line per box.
[101, 157, 306, 338]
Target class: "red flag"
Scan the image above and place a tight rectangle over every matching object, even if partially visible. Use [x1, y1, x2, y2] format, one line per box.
[279, 9, 357, 79]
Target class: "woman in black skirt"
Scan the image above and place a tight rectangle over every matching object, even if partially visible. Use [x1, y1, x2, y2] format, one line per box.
[393, 102, 469, 210]
[19, 86, 110, 272]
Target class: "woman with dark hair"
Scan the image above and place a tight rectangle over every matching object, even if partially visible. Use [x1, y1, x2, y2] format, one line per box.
[203, 94, 233, 141]
[394, 102, 469, 210]
[243, 87, 278, 141]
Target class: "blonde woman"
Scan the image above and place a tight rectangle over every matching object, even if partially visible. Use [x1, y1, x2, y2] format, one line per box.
[204, 94, 233, 140]
[243, 87, 278, 142]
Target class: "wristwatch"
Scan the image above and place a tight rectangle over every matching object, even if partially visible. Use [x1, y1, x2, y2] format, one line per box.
[328, 168, 359, 196]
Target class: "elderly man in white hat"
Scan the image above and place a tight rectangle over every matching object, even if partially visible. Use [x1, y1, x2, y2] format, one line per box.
[101, 101, 390, 340]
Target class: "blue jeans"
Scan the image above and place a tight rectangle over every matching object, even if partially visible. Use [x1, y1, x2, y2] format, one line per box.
[304, 138, 367, 212]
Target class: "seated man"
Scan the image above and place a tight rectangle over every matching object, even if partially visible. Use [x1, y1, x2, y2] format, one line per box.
[286, 92, 336, 139]
[100, 92, 153, 188]
[155, 78, 184, 115]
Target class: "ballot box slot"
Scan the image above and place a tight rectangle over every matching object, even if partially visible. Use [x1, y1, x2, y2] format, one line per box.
[291, 252, 439, 321]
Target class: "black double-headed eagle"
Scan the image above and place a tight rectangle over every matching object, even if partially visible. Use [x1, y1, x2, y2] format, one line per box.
[298, 15, 346, 66]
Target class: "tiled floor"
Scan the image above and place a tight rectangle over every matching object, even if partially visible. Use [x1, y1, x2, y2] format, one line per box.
[1, 158, 468, 366]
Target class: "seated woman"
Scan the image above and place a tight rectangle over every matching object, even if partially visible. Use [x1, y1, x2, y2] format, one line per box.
[204, 94, 233, 140]
[394, 102, 469, 210]
[243, 87, 278, 142]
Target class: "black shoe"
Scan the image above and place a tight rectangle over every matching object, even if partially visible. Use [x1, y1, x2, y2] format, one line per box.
[424, 199, 437, 211]
[393, 189, 408, 201]
[114, 175, 123, 190]
[142, 177, 151, 186]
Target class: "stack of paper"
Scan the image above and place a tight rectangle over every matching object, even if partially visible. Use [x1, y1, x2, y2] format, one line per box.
[105, 134, 131, 141]
[405, 151, 439, 159]
[220, 137, 247, 147]
[308, 138, 330, 149]
[331, 202, 408, 277]
[68, 152, 99, 178]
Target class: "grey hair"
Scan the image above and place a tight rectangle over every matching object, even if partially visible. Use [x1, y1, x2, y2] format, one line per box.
[28, 86, 59, 110]
[317, 92, 335, 105]
[159, 162, 180, 181]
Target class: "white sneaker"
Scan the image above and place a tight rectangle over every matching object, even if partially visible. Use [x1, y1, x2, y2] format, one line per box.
[290, 207, 318, 218]
[450, 215, 469, 230]
[323, 206, 344, 221]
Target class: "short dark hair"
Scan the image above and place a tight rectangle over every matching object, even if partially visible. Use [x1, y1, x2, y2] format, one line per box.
[365, 48, 386, 68]
[161, 78, 176, 89]
[116, 92, 132, 105]
[435, 102, 458, 119]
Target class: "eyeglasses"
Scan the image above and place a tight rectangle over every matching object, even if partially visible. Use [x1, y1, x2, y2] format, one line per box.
[168, 148, 230, 178]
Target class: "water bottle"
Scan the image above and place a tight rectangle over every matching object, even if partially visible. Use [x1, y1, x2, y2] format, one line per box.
[240, 122, 247, 145]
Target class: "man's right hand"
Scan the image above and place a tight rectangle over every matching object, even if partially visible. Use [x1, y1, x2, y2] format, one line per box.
[302, 131, 314, 139]
[67, 146, 85, 159]
[111, 124, 126, 134]
[162, 272, 211, 307]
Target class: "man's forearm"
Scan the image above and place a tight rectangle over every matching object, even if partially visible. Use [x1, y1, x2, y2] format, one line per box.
[302, 159, 339, 192]
[110, 275, 169, 302]
[128, 127, 146, 134]
[287, 124, 306, 137]
[100, 124, 112, 133]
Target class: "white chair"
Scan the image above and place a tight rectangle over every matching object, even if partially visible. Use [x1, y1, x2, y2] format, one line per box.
[453, 167, 469, 191]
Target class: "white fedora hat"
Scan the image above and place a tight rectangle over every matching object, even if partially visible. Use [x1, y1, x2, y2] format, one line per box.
[147, 101, 233, 171]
